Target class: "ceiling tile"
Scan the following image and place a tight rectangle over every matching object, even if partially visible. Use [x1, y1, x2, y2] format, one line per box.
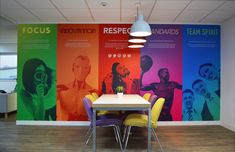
[14, 17, 39, 23]
[122, 0, 155, 9]
[2, 8, 35, 18]
[40, 17, 67, 22]
[206, 10, 235, 20]
[176, 10, 211, 22]
[60, 9, 91, 18]
[95, 17, 120, 22]
[186, 0, 224, 10]
[67, 17, 93, 22]
[121, 17, 135, 23]
[155, 0, 190, 10]
[29, 8, 63, 18]
[217, 1, 235, 11]
[0, 0, 232, 24]
[201, 18, 224, 24]
[121, 9, 151, 20]
[1, 0, 22, 8]
[51, 0, 87, 8]
[86, 0, 120, 9]
[149, 17, 174, 23]
[0, 17, 14, 26]
[91, 9, 120, 19]
[150, 9, 182, 18]
[15, 0, 55, 8]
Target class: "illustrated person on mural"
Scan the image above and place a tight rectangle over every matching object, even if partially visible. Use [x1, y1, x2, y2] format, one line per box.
[182, 89, 201, 121]
[140, 55, 182, 121]
[198, 63, 220, 97]
[192, 79, 220, 120]
[57, 55, 95, 121]
[18, 58, 56, 120]
[102, 62, 139, 94]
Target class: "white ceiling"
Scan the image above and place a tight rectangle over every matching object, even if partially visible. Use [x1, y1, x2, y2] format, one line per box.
[0, 0, 235, 24]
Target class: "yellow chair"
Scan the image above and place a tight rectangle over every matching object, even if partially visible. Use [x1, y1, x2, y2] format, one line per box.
[143, 93, 151, 101]
[91, 92, 99, 100]
[123, 98, 165, 152]
[85, 94, 96, 103]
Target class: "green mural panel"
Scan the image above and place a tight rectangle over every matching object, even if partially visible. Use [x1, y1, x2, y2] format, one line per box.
[17, 24, 57, 120]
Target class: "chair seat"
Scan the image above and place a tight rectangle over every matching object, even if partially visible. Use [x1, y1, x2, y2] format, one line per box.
[93, 118, 122, 127]
[123, 113, 157, 128]
[97, 110, 120, 116]
[97, 113, 122, 120]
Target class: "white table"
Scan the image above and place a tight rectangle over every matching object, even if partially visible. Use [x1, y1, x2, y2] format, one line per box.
[92, 94, 151, 152]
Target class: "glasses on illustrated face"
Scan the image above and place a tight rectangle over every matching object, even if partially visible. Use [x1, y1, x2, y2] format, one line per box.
[34, 70, 47, 85]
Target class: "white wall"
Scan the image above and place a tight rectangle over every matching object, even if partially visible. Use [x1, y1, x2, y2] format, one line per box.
[0, 17, 17, 92]
[221, 16, 235, 132]
[0, 17, 17, 53]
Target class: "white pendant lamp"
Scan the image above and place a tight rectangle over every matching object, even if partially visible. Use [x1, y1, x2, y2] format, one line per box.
[128, 36, 146, 43]
[128, 43, 144, 48]
[130, 14, 151, 37]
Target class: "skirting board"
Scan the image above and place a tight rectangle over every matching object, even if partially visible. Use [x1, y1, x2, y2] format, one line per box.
[16, 121, 90, 126]
[220, 122, 235, 132]
[16, 120, 220, 126]
[158, 121, 220, 126]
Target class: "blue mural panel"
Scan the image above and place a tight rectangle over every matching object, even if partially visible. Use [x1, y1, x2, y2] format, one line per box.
[183, 25, 220, 121]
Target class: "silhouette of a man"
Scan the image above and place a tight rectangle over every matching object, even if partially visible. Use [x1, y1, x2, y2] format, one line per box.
[192, 79, 220, 120]
[182, 89, 200, 121]
[102, 62, 138, 94]
[141, 68, 182, 121]
[198, 63, 220, 97]
[57, 55, 93, 121]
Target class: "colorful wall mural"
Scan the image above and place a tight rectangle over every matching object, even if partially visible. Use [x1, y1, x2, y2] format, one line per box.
[99, 24, 140, 95]
[17, 24, 220, 122]
[140, 25, 183, 121]
[17, 24, 57, 120]
[182, 25, 220, 121]
[56, 24, 99, 121]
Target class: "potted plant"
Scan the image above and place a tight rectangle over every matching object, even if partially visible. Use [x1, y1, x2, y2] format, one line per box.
[116, 86, 124, 98]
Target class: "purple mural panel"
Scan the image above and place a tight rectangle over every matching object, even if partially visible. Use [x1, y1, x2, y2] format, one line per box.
[140, 24, 183, 121]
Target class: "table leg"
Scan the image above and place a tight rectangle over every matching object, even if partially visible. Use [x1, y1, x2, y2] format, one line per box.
[93, 109, 96, 152]
[148, 107, 151, 152]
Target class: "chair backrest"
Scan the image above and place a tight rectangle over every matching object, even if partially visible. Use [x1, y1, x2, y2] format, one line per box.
[82, 97, 93, 121]
[151, 98, 165, 123]
[143, 93, 151, 101]
[149, 95, 158, 108]
[91, 92, 99, 100]
[85, 94, 96, 103]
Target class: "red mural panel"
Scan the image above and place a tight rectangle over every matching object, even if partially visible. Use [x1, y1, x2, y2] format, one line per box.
[99, 24, 140, 94]
[57, 24, 99, 121]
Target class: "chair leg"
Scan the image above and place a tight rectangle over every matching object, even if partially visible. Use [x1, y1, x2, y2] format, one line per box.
[122, 126, 127, 142]
[152, 128, 164, 152]
[116, 126, 122, 140]
[117, 126, 121, 136]
[151, 128, 157, 141]
[85, 130, 92, 145]
[114, 126, 124, 152]
[124, 126, 132, 152]
[113, 126, 119, 143]
[85, 127, 92, 139]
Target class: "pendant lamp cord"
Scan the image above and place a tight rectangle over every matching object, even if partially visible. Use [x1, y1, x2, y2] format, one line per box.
[137, 3, 139, 16]
[136, 0, 141, 16]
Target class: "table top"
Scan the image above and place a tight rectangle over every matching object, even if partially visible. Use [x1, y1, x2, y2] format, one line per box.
[92, 94, 150, 108]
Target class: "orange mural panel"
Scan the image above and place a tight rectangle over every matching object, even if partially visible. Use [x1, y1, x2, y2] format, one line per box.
[57, 24, 99, 121]
[99, 24, 140, 94]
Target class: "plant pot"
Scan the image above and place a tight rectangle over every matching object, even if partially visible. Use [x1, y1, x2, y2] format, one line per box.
[117, 92, 123, 98]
